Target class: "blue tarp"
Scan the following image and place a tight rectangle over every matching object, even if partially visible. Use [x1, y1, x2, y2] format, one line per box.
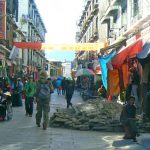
[137, 39, 150, 59]
[99, 51, 116, 90]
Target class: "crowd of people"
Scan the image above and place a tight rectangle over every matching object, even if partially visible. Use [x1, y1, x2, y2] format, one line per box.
[0, 67, 149, 141]
[0, 71, 76, 129]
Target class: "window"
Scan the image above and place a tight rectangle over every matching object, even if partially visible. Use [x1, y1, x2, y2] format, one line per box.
[132, 0, 139, 17]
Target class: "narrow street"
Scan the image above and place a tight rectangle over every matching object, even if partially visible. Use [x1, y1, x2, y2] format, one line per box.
[0, 91, 149, 150]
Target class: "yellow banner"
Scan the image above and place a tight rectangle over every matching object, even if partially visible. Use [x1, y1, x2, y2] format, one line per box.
[41, 43, 106, 51]
[14, 42, 106, 51]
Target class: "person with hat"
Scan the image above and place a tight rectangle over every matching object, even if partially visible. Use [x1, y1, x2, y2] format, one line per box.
[120, 96, 139, 142]
[35, 70, 54, 130]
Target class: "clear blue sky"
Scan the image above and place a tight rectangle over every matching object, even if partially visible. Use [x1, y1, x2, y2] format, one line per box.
[35, 0, 83, 62]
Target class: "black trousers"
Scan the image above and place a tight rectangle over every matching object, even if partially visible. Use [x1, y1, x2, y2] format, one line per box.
[0, 106, 6, 120]
[66, 94, 73, 108]
[25, 97, 34, 115]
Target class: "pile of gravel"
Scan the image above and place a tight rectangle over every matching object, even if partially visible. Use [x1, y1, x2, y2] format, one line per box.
[49, 98, 123, 132]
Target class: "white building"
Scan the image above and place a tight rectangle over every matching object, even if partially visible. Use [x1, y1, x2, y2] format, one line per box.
[17, 0, 47, 78]
[62, 62, 72, 78]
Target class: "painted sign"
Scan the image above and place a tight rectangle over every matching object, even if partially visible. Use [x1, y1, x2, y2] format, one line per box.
[0, 0, 6, 39]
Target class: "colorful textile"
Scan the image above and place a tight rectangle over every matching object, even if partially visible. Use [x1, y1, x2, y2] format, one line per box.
[99, 51, 116, 89]
[112, 40, 143, 68]
[108, 69, 120, 96]
[137, 39, 150, 59]
[122, 63, 129, 90]
[108, 64, 129, 96]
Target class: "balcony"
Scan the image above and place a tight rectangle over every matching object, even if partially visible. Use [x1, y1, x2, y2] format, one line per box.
[100, 0, 120, 23]
[107, 5, 120, 16]
[119, 25, 127, 36]
[124, 14, 150, 36]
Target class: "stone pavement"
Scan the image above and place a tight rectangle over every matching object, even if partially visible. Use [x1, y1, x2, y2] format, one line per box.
[0, 91, 149, 150]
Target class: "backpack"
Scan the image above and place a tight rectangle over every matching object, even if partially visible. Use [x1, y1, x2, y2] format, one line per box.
[38, 83, 50, 99]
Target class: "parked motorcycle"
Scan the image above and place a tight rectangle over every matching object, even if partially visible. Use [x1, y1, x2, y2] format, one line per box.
[0, 92, 13, 121]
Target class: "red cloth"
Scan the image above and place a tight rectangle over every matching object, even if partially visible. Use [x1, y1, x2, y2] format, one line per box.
[14, 42, 42, 49]
[111, 40, 143, 69]
[108, 95, 112, 102]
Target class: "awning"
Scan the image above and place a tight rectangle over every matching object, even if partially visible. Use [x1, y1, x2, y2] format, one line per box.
[6, 60, 11, 66]
[137, 38, 150, 59]
[100, 36, 126, 53]
[111, 39, 143, 68]
[0, 53, 5, 60]
[0, 44, 10, 53]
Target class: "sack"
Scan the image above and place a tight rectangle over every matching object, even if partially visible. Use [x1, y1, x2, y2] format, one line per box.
[38, 83, 50, 99]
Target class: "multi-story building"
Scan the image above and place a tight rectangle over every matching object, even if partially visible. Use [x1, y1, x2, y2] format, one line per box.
[76, 0, 150, 71]
[46, 60, 63, 78]
[98, 0, 150, 111]
[0, 0, 47, 79]
[45, 60, 63, 79]
[0, 0, 25, 77]
[17, 0, 47, 79]
[75, 0, 99, 72]
[99, 0, 150, 48]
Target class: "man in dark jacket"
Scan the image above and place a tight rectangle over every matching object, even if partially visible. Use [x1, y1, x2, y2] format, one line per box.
[65, 79, 75, 108]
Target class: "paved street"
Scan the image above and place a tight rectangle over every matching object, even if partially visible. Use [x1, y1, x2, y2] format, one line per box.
[0, 91, 149, 150]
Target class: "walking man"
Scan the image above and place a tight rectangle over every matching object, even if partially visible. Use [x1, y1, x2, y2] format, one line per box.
[35, 71, 54, 130]
[65, 79, 75, 108]
[24, 76, 36, 117]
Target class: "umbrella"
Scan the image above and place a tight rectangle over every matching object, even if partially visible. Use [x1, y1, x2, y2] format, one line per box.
[57, 75, 64, 80]
[75, 68, 95, 77]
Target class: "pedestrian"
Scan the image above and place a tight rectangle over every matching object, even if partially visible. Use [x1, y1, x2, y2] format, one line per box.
[56, 78, 62, 95]
[11, 77, 23, 107]
[130, 67, 140, 112]
[17, 78, 24, 106]
[120, 96, 139, 142]
[24, 76, 36, 117]
[65, 79, 75, 108]
[35, 71, 54, 130]
[97, 84, 107, 98]
[61, 77, 66, 95]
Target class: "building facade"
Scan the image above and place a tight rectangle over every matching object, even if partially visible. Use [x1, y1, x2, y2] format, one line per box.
[0, 0, 47, 79]
[99, 0, 150, 46]
[17, 0, 47, 79]
[75, 0, 100, 73]
[76, 0, 150, 72]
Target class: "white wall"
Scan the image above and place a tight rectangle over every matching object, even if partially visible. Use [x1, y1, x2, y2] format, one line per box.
[62, 62, 72, 78]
